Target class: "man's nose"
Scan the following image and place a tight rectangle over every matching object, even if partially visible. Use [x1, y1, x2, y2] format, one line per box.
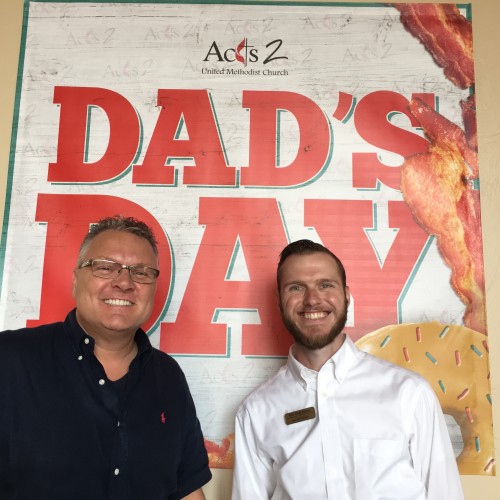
[303, 287, 320, 305]
[111, 268, 134, 288]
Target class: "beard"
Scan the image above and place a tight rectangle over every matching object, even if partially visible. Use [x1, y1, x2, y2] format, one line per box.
[280, 298, 348, 351]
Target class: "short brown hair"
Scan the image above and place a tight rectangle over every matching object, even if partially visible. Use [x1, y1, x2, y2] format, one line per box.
[277, 239, 346, 288]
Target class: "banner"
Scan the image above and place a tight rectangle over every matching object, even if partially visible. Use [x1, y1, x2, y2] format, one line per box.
[0, 1, 494, 475]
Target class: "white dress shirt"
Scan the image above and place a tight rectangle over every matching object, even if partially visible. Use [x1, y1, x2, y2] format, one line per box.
[232, 335, 464, 500]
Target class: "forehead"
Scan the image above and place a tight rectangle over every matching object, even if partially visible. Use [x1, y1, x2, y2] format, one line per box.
[82, 230, 157, 263]
[279, 252, 342, 282]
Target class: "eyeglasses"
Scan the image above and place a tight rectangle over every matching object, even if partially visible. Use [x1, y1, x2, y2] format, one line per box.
[79, 259, 160, 284]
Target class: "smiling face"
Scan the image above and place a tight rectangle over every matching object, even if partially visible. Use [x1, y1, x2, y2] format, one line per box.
[278, 252, 350, 352]
[72, 230, 158, 342]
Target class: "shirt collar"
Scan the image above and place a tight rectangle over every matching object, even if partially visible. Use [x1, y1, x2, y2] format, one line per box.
[287, 334, 360, 389]
[65, 308, 151, 359]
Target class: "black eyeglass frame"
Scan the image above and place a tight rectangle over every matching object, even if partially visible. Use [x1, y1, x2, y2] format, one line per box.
[78, 259, 160, 284]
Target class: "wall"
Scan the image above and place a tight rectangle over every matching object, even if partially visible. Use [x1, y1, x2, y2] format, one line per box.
[0, 0, 498, 498]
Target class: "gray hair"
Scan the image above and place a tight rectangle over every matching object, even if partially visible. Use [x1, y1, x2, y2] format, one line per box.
[77, 215, 158, 265]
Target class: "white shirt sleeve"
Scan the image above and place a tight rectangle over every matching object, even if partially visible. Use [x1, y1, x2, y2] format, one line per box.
[408, 383, 465, 500]
[231, 407, 275, 500]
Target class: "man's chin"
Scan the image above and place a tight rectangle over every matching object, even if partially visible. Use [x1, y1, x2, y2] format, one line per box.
[292, 329, 341, 350]
[282, 311, 348, 351]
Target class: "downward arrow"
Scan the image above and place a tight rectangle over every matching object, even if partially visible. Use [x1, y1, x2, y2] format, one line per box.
[364, 202, 399, 267]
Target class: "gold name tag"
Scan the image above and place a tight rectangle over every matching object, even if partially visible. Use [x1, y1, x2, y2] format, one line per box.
[284, 407, 316, 425]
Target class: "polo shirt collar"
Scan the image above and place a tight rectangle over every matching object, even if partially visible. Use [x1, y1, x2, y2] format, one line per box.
[65, 308, 152, 360]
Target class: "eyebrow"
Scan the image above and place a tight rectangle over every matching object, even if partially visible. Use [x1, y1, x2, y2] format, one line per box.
[94, 257, 156, 267]
[282, 277, 341, 287]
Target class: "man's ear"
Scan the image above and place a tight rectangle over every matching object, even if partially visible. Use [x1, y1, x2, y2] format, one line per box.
[71, 269, 78, 299]
[345, 285, 351, 305]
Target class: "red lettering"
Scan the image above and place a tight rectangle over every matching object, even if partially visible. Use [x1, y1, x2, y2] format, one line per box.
[132, 89, 235, 186]
[48, 87, 140, 182]
[160, 197, 290, 356]
[241, 91, 330, 186]
[27, 194, 171, 333]
[305, 199, 429, 341]
[352, 91, 434, 190]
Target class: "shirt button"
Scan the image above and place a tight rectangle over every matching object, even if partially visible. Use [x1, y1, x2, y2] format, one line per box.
[99, 379, 105, 385]
[77, 355, 83, 361]
[117, 421, 120, 427]
[84, 338, 90, 345]
[322, 392, 327, 398]
[114, 468, 120, 476]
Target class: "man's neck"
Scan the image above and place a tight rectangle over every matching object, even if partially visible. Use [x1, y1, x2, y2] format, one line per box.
[74, 311, 140, 380]
[293, 333, 346, 372]
[93, 338, 138, 381]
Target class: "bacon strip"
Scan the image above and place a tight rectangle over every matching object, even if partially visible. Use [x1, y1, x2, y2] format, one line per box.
[408, 98, 478, 178]
[401, 98, 486, 334]
[460, 93, 478, 152]
[393, 3, 474, 89]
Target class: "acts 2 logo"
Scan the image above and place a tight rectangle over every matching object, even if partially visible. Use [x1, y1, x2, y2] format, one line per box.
[203, 38, 288, 66]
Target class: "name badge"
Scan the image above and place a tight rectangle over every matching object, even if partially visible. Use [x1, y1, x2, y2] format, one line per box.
[284, 407, 316, 425]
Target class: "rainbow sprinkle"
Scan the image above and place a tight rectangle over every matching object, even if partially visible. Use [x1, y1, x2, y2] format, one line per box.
[425, 352, 437, 364]
[403, 347, 410, 362]
[484, 459, 495, 473]
[380, 335, 391, 348]
[465, 407, 474, 423]
[439, 326, 450, 338]
[471, 344, 483, 357]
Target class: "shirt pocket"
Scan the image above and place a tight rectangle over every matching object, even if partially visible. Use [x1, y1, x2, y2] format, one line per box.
[353, 437, 425, 500]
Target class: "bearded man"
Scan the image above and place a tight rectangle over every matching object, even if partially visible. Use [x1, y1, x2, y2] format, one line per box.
[231, 239, 463, 500]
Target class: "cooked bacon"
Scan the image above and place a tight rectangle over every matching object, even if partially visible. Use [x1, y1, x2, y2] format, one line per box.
[393, 3, 474, 89]
[408, 98, 478, 177]
[401, 98, 486, 334]
[461, 93, 478, 152]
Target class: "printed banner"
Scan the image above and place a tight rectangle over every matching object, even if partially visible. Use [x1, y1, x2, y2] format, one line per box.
[0, 1, 494, 475]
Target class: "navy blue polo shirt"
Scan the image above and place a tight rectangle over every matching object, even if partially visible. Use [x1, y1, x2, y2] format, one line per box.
[0, 309, 211, 500]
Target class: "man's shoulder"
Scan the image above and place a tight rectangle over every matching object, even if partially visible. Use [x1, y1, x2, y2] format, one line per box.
[0, 322, 63, 347]
[0, 322, 65, 370]
[150, 345, 177, 363]
[355, 346, 431, 390]
[236, 362, 289, 413]
[149, 346, 189, 377]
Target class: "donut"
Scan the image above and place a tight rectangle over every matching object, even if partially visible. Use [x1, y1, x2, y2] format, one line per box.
[355, 322, 494, 476]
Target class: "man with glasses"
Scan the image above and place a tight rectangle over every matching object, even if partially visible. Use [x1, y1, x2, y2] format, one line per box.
[0, 216, 211, 500]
